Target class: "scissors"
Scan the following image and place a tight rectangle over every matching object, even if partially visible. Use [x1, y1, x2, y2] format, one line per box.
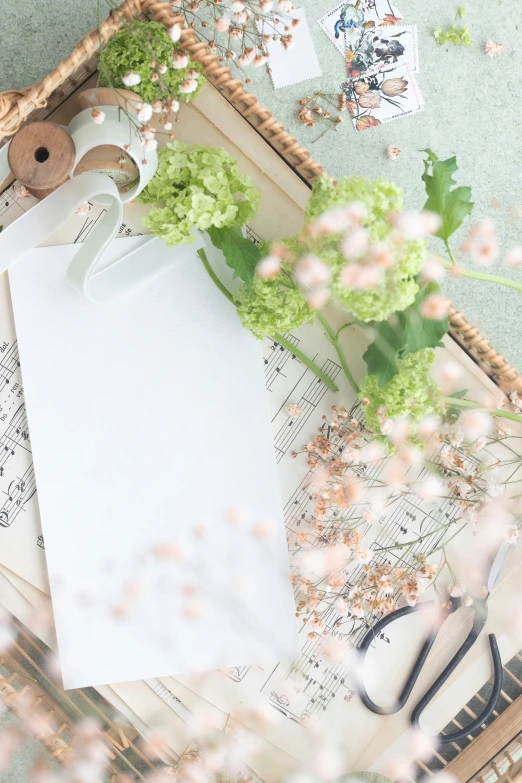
[356, 540, 513, 744]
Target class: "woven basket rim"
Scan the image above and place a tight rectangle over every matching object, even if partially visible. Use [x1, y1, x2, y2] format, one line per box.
[0, 0, 520, 392]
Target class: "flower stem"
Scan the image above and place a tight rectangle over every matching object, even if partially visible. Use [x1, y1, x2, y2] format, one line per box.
[438, 241, 522, 293]
[197, 248, 339, 393]
[444, 395, 522, 426]
[198, 248, 234, 304]
[273, 332, 339, 392]
[316, 313, 360, 395]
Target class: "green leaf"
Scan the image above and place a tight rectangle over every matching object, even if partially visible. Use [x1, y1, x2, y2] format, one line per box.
[207, 226, 261, 292]
[400, 283, 449, 356]
[362, 284, 449, 385]
[362, 318, 406, 386]
[445, 388, 469, 418]
[422, 149, 474, 241]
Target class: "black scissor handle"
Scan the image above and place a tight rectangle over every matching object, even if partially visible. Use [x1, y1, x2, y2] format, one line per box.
[357, 601, 439, 716]
[411, 628, 503, 744]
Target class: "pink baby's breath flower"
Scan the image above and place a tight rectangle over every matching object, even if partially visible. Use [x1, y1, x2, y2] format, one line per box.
[393, 210, 441, 239]
[122, 71, 141, 86]
[136, 102, 153, 122]
[75, 202, 90, 217]
[420, 293, 449, 320]
[340, 263, 381, 290]
[153, 541, 183, 560]
[462, 219, 499, 265]
[252, 520, 274, 538]
[387, 145, 401, 160]
[158, 63, 168, 74]
[341, 227, 370, 258]
[276, 0, 294, 11]
[169, 98, 180, 113]
[306, 288, 329, 309]
[421, 257, 445, 282]
[90, 108, 105, 124]
[238, 48, 256, 66]
[257, 255, 281, 280]
[353, 546, 372, 564]
[286, 403, 303, 417]
[368, 241, 393, 268]
[448, 583, 465, 597]
[460, 409, 493, 441]
[14, 183, 30, 198]
[434, 360, 462, 394]
[415, 476, 444, 501]
[231, 0, 245, 10]
[254, 54, 269, 67]
[295, 254, 331, 288]
[215, 16, 231, 32]
[485, 40, 506, 57]
[172, 52, 189, 69]
[505, 246, 522, 267]
[258, 0, 273, 10]
[168, 23, 183, 42]
[179, 78, 198, 94]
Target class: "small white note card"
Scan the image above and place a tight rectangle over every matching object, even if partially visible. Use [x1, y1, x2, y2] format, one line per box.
[259, 8, 321, 89]
[9, 237, 299, 689]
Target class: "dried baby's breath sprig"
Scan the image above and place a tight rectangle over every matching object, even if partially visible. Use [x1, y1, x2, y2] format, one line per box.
[297, 92, 345, 143]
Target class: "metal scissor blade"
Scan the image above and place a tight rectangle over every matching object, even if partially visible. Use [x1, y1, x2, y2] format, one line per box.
[487, 539, 514, 594]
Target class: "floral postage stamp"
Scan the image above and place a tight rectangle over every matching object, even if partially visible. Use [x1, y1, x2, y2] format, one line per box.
[340, 63, 424, 131]
[344, 24, 419, 82]
[318, 0, 402, 57]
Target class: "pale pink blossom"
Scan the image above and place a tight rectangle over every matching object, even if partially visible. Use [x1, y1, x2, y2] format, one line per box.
[286, 403, 303, 417]
[258, 0, 273, 10]
[368, 241, 393, 268]
[158, 63, 168, 74]
[257, 255, 281, 280]
[238, 48, 256, 66]
[168, 23, 183, 42]
[152, 99, 163, 113]
[122, 71, 141, 86]
[136, 102, 153, 122]
[460, 409, 493, 441]
[448, 583, 465, 597]
[420, 293, 449, 320]
[254, 54, 269, 67]
[231, 0, 245, 10]
[417, 414, 440, 440]
[179, 78, 199, 94]
[172, 52, 189, 69]
[233, 9, 249, 23]
[434, 361, 462, 394]
[415, 476, 444, 501]
[142, 125, 156, 140]
[306, 289, 329, 309]
[462, 219, 499, 265]
[14, 183, 30, 198]
[353, 546, 372, 564]
[276, 0, 294, 11]
[144, 138, 158, 152]
[348, 600, 364, 618]
[169, 98, 180, 113]
[393, 210, 441, 239]
[485, 40, 506, 57]
[295, 254, 331, 288]
[340, 263, 382, 290]
[387, 145, 401, 159]
[505, 246, 522, 267]
[75, 202, 90, 216]
[341, 227, 370, 258]
[503, 524, 519, 544]
[215, 16, 231, 32]
[421, 257, 445, 282]
[163, 120, 173, 131]
[90, 108, 105, 124]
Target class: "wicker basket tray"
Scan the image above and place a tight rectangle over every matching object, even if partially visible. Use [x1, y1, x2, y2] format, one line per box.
[0, 0, 520, 392]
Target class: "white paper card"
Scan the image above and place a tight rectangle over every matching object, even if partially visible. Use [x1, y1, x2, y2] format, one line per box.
[259, 8, 321, 89]
[8, 237, 299, 689]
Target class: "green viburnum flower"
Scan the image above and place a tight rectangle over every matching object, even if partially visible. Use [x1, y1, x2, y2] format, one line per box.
[98, 20, 204, 104]
[289, 175, 426, 322]
[138, 142, 261, 245]
[234, 269, 315, 340]
[359, 348, 443, 438]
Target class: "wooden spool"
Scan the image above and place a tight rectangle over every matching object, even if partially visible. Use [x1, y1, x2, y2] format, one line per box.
[7, 121, 75, 199]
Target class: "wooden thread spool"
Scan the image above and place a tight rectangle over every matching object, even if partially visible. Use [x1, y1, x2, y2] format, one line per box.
[7, 121, 75, 200]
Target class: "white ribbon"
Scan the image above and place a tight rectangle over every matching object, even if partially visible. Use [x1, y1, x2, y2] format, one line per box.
[0, 107, 204, 301]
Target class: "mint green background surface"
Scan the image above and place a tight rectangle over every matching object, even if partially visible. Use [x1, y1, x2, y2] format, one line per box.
[1, 0, 522, 371]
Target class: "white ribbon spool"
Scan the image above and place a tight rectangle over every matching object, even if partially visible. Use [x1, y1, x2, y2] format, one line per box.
[0, 105, 202, 302]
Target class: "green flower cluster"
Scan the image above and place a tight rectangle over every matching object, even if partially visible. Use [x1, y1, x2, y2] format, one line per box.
[234, 269, 315, 340]
[359, 348, 443, 436]
[138, 142, 261, 245]
[305, 176, 426, 322]
[98, 20, 204, 104]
